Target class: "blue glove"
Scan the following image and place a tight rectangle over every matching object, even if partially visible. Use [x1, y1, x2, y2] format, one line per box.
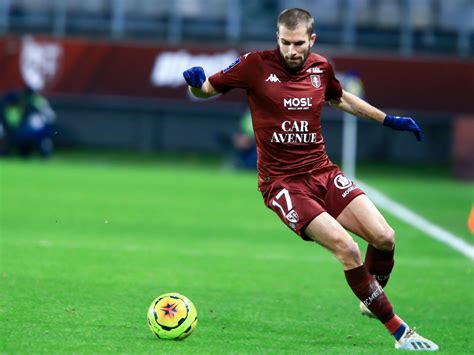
[383, 115, 423, 142]
[183, 66, 206, 88]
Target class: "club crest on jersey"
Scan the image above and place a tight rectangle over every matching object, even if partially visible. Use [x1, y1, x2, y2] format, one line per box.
[311, 75, 321, 88]
[223, 58, 240, 73]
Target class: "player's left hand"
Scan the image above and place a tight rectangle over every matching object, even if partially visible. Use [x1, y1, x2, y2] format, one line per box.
[383, 115, 423, 142]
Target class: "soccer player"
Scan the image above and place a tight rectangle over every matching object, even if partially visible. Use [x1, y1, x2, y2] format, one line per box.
[183, 8, 438, 351]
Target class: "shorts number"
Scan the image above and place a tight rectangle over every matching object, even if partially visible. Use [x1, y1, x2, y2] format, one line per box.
[271, 188, 293, 216]
[271, 188, 299, 225]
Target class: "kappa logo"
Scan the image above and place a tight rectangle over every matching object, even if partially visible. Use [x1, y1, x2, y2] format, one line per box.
[265, 73, 281, 83]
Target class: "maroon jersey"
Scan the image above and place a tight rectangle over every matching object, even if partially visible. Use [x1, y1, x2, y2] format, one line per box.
[209, 48, 342, 186]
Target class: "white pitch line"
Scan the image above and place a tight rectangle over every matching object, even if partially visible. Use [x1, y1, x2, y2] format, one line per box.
[357, 181, 474, 260]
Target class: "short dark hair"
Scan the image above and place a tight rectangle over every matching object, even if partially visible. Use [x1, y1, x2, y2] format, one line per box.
[277, 8, 314, 36]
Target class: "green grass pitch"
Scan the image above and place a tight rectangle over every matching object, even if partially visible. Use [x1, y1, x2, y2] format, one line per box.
[1, 153, 473, 353]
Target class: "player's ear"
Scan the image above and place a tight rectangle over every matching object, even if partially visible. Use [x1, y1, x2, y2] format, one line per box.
[310, 33, 317, 47]
[276, 31, 280, 42]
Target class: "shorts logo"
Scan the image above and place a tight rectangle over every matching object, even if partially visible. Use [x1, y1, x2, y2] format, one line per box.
[311, 75, 321, 88]
[334, 174, 352, 189]
[285, 210, 299, 223]
[342, 186, 356, 198]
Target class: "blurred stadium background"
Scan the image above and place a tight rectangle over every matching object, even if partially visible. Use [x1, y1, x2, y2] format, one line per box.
[1, 1, 473, 353]
[1, 0, 473, 176]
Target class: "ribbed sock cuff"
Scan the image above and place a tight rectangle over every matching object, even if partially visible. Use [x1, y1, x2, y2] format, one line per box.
[385, 315, 405, 337]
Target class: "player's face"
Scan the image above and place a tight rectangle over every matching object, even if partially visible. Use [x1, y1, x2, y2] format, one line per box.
[277, 25, 316, 71]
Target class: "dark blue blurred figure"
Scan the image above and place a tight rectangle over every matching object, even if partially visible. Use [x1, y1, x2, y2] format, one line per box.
[0, 86, 56, 158]
[218, 110, 256, 170]
[233, 111, 257, 170]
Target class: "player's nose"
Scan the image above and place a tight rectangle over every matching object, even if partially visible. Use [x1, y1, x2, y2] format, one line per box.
[288, 44, 297, 56]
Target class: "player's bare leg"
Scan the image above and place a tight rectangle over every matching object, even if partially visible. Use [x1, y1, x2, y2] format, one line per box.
[304, 212, 362, 269]
[338, 194, 395, 287]
[304, 213, 438, 351]
[337, 194, 394, 252]
[337, 194, 396, 318]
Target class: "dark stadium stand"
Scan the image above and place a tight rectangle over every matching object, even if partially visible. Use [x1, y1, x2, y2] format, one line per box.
[1, 0, 472, 55]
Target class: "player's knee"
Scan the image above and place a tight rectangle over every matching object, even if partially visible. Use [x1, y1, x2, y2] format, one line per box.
[346, 240, 362, 263]
[335, 238, 361, 267]
[375, 226, 395, 251]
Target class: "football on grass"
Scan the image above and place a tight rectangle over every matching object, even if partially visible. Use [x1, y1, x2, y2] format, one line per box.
[147, 293, 198, 340]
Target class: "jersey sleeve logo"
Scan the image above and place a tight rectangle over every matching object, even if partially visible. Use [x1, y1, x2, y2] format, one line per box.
[223, 58, 240, 73]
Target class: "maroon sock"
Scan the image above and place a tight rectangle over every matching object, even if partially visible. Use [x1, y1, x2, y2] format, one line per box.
[344, 264, 395, 324]
[365, 245, 395, 288]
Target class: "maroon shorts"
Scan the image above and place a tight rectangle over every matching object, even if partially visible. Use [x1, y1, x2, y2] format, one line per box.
[260, 165, 364, 240]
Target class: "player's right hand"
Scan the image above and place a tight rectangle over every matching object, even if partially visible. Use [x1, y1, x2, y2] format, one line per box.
[183, 66, 206, 88]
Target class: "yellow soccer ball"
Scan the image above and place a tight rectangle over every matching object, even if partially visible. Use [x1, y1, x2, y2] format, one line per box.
[147, 293, 198, 340]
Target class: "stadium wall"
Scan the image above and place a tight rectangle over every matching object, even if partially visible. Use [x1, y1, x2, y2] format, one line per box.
[0, 35, 469, 165]
[2, 36, 473, 113]
[49, 97, 452, 165]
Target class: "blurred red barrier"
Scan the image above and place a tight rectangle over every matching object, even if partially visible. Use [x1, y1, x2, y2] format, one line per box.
[1, 35, 473, 113]
[453, 116, 474, 180]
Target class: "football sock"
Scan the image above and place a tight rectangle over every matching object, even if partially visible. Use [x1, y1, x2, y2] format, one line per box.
[387, 316, 408, 341]
[385, 316, 408, 340]
[364, 244, 394, 288]
[344, 264, 394, 323]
